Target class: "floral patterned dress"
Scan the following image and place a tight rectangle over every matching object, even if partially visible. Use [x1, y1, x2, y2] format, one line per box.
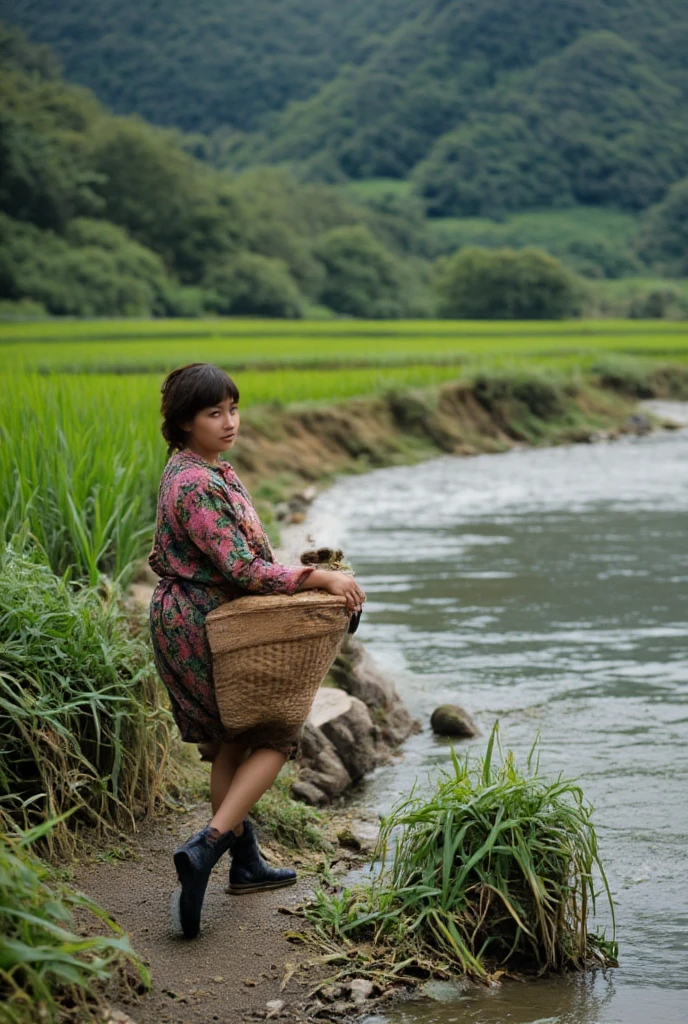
[148, 449, 314, 756]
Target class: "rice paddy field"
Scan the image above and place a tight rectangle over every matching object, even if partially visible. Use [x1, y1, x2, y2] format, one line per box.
[2, 318, 688, 379]
[2, 317, 688, 584]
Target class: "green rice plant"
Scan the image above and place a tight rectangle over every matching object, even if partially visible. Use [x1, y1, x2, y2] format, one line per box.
[0, 537, 172, 855]
[0, 373, 163, 584]
[0, 817, 149, 1024]
[302, 725, 617, 981]
[2, 318, 688, 375]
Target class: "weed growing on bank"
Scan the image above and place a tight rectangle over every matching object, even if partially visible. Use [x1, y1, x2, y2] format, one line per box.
[0, 819, 149, 1024]
[0, 538, 171, 855]
[302, 726, 617, 983]
[253, 766, 330, 852]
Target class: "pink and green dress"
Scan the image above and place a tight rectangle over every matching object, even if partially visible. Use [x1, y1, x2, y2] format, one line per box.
[148, 449, 313, 755]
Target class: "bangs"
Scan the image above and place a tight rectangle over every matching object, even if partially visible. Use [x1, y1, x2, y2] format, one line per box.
[192, 365, 240, 408]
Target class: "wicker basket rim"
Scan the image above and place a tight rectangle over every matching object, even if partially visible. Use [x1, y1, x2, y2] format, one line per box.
[205, 590, 347, 622]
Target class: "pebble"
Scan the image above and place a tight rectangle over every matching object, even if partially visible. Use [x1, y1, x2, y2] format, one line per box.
[349, 978, 374, 1003]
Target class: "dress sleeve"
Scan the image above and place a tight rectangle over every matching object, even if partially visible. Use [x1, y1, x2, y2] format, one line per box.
[175, 476, 314, 594]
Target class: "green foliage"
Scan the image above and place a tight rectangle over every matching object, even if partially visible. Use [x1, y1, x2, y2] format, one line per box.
[435, 247, 582, 320]
[0, 539, 171, 854]
[0, 821, 149, 1024]
[0, 29, 441, 317]
[636, 177, 688, 276]
[204, 252, 304, 319]
[4, 2, 688, 225]
[253, 767, 329, 851]
[315, 225, 417, 318]
[87, 118, 245, 282]
[0, 372, 163, 581]
[471, 372, 573, 443]
[0, 1, 417, 133]
[303, 726, 617, 978]
[0, 214, 175, 318]
[428, 207, 641, 280]
[414, 30, 688, 217]
[585, 276, 688, 319]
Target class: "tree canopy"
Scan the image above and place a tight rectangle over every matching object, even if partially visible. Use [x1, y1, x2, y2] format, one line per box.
[3, 0, 688, 216]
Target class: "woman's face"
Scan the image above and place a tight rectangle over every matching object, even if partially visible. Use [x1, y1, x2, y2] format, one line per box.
[182, 396, 240, 458]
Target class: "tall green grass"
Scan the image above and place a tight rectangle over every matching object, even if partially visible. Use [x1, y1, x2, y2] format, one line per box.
[0, 818, 149, 1024]
[0, 538, 171, 854]
[303, 726, 617, 980]
[0, 375, 163, 583]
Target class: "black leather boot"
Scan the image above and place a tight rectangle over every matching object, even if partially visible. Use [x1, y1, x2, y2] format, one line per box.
[227, 819, 297, 895]
[171, 825, 234, 938]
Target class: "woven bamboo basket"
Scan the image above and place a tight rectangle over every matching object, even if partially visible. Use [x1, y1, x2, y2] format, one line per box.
[205, 591, 349, 738]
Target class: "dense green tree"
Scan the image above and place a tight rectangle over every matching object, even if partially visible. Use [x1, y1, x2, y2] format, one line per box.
[314, 225, 412, 319]
[87, 120, 245, 281]
[435, 247, 581, 320]
[636, 178, 688, 276]
[0, 0, 417, 132]
[203, 253, 304, 318]
[0, 213, 173, 315]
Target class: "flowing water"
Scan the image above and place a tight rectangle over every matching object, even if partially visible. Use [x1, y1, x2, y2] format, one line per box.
[301, 403, 688, 1024]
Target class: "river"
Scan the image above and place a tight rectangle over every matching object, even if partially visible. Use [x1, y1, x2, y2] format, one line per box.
[301, 402, 688, 1024]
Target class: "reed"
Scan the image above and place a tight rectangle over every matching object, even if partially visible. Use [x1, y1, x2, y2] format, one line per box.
[303, 725, 617, 981]
[0, 818, 150, 1024]
[0, 537, 172, 855]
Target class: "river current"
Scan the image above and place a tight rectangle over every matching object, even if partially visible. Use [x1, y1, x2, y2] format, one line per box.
[301, 402, 688, 1024]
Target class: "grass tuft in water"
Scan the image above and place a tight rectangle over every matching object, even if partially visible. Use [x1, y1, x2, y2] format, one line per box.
[302, 725, 617, 983]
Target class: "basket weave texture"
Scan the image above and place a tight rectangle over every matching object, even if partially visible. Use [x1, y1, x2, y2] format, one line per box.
[205, 591, 349, 741]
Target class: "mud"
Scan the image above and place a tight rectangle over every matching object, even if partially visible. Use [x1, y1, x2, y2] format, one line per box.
[75, 805, 337, 1024]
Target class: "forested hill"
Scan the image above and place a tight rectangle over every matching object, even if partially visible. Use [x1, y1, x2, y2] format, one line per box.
[3, 0, 688, 217]
[0, 0, 417, 133]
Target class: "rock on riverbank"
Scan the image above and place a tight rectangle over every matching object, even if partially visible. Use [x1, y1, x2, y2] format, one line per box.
[293, 636, 420, 805]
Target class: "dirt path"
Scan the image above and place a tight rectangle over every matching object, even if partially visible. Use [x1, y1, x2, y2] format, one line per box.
[76, 804, 339, 1024]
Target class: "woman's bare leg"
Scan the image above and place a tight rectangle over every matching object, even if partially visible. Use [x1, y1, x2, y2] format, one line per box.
[209, 741, 249, 818]
[209, 747, 286, 835]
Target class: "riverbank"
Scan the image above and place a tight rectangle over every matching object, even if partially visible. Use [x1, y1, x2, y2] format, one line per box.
[231, 364, 688, 530]
[7, 365, 687, 1024]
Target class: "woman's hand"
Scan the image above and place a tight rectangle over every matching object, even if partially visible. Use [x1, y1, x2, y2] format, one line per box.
[299, 569, 366, 614]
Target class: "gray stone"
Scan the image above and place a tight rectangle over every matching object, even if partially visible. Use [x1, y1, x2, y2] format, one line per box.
[291, 639, 418, 804]
[624, 413, 653, 436]
[430, 704, 478, 739]
[329, 636, 418, 746]
[319, 695, 377, 781]
[348, 978, 374, 1004]
[290, 780, 328, 806]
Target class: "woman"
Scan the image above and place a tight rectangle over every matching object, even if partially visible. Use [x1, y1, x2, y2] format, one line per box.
[148, 362, 365, 939]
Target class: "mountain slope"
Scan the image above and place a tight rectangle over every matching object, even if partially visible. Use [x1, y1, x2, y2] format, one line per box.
[0, 0, 418, 132]
[3, 0, 688, 215]
[241, 0, 688, 212]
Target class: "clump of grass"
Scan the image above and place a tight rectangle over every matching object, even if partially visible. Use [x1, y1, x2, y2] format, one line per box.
[302, 725, 617, 982]
[253, 766, 330, 852]
[592, 356, 688, 400]
[0, 818, 149, 1024]
[0, 537, 171, 856]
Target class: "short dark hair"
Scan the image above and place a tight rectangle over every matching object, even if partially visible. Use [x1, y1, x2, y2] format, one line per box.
[160, 363, 240, 456]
